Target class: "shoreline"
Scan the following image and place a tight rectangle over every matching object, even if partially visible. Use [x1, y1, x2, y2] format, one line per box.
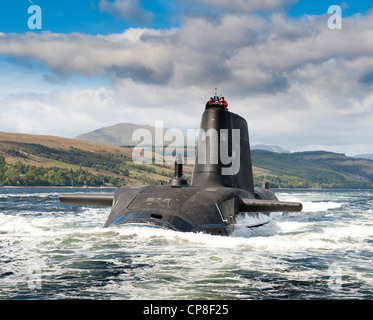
[0, 186, 116, 189]
[1, 186, 373, 191]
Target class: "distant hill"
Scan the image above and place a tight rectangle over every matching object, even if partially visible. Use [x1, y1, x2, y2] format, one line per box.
[76, 123, 193, 147]
[354, 154, 373, 160]
[252, 145, 290, 153]
[76, 123, 151, 147]
[77, 124, 290, 154]
[0, 131, 180, 187]
[1, 131, 373, 188]
[251, 149, 373, 188]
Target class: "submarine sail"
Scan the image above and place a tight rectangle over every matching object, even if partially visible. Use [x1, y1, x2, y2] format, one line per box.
[191, 105, 254, 193]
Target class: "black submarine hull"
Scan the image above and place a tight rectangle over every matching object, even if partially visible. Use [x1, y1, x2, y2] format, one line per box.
[103, 185, 281, 236]
[59, 104, 302, 237]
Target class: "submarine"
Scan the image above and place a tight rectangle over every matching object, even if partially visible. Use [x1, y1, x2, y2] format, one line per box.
[59, 96, 302, 237]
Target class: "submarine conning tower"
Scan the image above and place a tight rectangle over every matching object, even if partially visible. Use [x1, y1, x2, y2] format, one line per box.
[191, 106, 255, 194]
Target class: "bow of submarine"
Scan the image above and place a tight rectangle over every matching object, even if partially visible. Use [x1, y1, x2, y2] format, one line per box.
[104, 184, 253, 236]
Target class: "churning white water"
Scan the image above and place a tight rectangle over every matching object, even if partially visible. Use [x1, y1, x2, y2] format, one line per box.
[1, 187, 373, 299]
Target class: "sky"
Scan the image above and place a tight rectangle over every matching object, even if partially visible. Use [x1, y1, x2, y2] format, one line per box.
[1, 0, 373, 156]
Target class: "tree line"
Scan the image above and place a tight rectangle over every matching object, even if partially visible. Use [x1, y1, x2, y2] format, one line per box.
[253, 174, 373, 189]
[2, 153, 372, 189]
[0, 155, 123, 187]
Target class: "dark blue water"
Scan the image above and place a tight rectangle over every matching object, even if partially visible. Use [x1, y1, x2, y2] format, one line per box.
[1, 187, 373, 299]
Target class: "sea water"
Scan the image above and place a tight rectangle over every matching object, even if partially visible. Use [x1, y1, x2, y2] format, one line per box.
[1, 187, 373, 300]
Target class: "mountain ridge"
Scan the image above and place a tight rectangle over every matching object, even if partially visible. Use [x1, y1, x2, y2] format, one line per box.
[76, 123, 193, 147]
[0, 131, 178, 187]
[354, 154, 373, 160]
[1, 131, 373, 188]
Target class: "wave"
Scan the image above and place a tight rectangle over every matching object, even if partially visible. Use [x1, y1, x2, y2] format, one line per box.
[2, 188, 373, 300]
[277, 192, 345, 213]
[302, 201, 343, 212]
[0, 192, 60, 198]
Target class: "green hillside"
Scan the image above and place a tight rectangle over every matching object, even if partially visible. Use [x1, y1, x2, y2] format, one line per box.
[252, 149, 373, 188]
[1, 131, 373, 188]
[0, 132, 183, 187]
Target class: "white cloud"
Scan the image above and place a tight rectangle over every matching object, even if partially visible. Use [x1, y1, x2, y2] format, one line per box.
[0, 83, 205, 138]
[98, 0, 154, 25]
[188, 0, 298, 13]
[0, 88, 117, 136]
[1, 10, 373, 155]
